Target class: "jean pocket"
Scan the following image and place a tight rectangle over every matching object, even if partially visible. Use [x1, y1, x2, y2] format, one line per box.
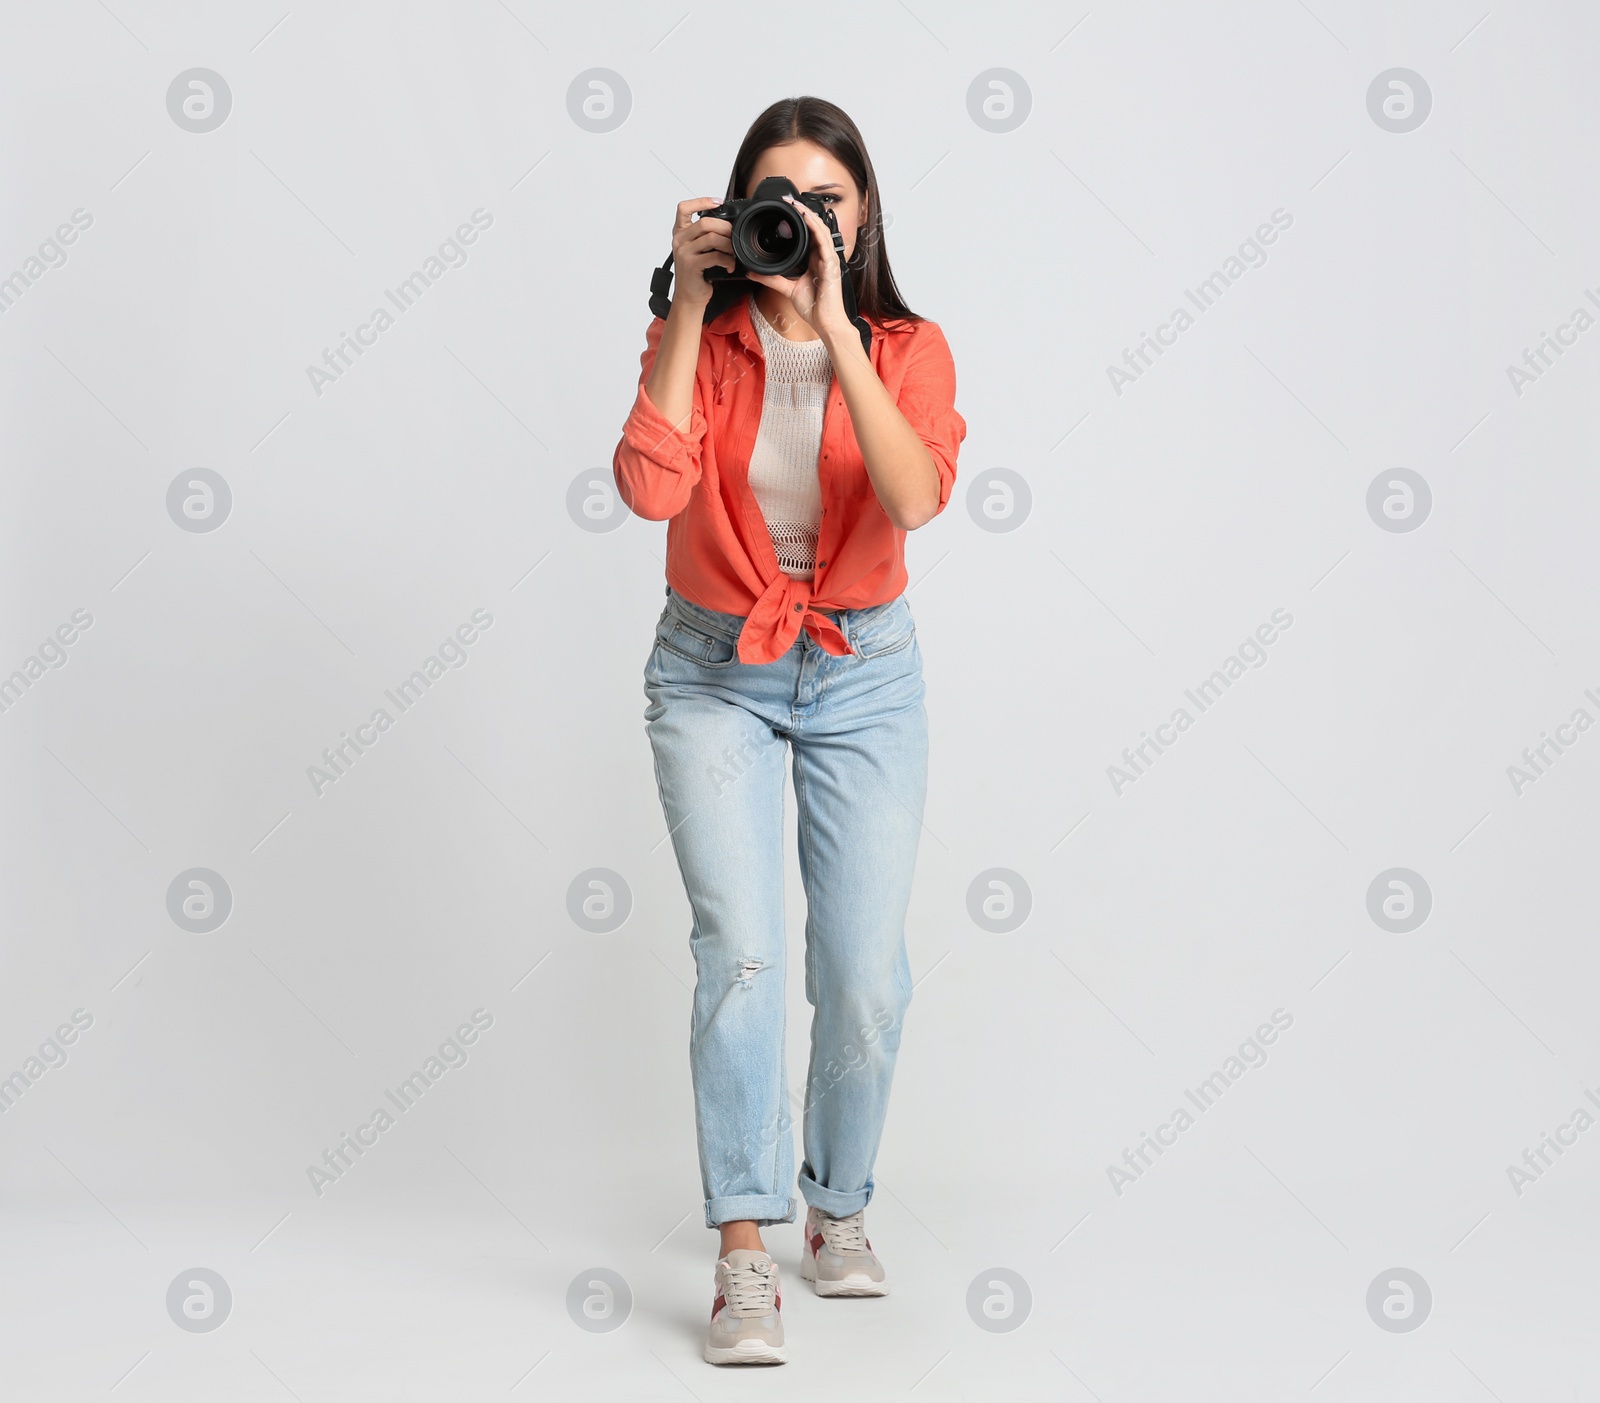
[656, 611, 740, 667]
[849, 596, 915, 659]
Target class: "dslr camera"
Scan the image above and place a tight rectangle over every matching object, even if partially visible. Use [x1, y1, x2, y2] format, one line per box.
[698, 175, 840, 281]
[646, 174, 872, 352]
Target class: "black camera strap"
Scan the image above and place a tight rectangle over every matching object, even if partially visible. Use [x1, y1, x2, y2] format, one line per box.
[647, 253, 679, 322]
[647, 242, 873, 357]
[824, 218, 874, 358]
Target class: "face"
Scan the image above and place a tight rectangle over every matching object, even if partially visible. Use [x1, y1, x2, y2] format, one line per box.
[745, 139, 867, 261]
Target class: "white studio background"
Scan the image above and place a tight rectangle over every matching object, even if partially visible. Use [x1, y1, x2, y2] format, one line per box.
[3, 2, 1597, 1399]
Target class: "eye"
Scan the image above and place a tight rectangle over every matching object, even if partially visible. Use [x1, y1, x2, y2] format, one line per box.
[820, 194, 840, 204]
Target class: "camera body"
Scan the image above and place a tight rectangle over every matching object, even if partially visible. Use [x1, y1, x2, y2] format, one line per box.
[646, 174, 872, 353]
[698, 175, 841, 282]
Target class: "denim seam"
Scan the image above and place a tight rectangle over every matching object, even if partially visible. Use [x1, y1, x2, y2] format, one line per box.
[858, 628, 915, 660]
[854, 603, 915, 658]
[666, 590, 744, 640]
[848, 597, 913, 660]
[770, 749, 805, 1205]
[771, 1004, 786, 1202]
[791, 739, 823, 1173]
[644, 701, 676, 837]
[668, 612, 741, 645]
[657, 611, 740, 667]
[656, 635, 739, 669]
[645, 684, 720, 1178]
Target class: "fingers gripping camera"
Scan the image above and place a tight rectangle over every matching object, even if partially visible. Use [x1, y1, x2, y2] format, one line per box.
[647, 176, 872, 353]
[701, 174, 836, 280]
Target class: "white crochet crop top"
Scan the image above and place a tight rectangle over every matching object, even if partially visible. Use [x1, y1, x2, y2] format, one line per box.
[746, 293, 833, 579]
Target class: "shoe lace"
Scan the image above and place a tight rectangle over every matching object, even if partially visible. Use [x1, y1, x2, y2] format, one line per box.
[819, 1210, 868, 1254]
[722, 1257, 778, 1316]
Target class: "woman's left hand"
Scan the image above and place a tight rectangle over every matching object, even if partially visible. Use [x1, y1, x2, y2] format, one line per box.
[745, 196, 855, 342]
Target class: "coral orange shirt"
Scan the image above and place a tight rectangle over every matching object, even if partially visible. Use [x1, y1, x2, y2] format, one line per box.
[613, 295, 966, 665]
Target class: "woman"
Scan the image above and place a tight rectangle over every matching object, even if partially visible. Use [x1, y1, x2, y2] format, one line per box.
[612, 95, 966, 1366]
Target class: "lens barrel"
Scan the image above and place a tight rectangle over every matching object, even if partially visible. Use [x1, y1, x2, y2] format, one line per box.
[733, 200, 810, 277]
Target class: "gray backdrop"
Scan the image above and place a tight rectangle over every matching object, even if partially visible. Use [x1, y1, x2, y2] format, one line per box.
[3, 1, 1596, 1399]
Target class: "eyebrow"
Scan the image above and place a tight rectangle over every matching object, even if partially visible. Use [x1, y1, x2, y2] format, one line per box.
[807, 183, 845, 191]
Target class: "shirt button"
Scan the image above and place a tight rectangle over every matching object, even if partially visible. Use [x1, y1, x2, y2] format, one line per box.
[817, 560, 827, 568]
[794, 603, 803, 612]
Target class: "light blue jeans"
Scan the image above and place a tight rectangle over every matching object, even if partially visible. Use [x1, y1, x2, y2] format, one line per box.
[643, 584, 927, 1229]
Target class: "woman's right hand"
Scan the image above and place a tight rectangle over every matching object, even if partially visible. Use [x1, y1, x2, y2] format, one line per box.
[669, 198, 735, 308]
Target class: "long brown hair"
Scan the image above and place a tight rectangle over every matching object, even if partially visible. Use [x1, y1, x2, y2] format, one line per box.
[726, 96, 920, 327]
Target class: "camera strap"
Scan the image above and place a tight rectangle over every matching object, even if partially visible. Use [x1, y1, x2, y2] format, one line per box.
[647, 253, 678, 322]
[825, 220, 874, 358]
[648, 244, 873, 357]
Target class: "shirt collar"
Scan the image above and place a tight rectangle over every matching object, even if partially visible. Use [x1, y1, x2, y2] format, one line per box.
[703, 287, 914, 361]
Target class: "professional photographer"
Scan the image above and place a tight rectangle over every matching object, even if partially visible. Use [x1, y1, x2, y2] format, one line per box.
[611, 95, 966, 1367]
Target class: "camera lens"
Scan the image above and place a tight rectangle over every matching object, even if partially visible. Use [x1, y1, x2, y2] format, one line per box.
[753, 216, 793, 256]
[736, 202, 809, 276]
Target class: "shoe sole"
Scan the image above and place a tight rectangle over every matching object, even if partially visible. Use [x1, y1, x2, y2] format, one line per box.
[811, 1274, 889, 1297]
[801, 1254, 889, 1296]
[704, 1339, 788, 1365]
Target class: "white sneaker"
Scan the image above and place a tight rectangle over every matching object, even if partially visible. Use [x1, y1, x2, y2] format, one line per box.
[799, 1205, 888, 1296]
[703, 1248, 787, 1365]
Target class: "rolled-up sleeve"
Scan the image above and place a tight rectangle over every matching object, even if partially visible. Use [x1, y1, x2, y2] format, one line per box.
[895, 320, 966, 518]
[612, 316, 707, 521]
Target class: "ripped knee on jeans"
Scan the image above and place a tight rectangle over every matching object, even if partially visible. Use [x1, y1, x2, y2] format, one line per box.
[736, 957, 763, 989]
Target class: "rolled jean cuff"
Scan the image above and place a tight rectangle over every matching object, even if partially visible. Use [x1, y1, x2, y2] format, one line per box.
[797, 1170, 872, 1219]
[706, 1193, 796, 1230]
